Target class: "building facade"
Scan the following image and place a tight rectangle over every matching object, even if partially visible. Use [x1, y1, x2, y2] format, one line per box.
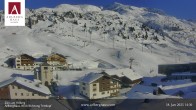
[79, 72, 121, 99]
[15, 54, 35, 70]
[105, 68, 143, 87]
[0, 77, 51, 99]
[47, 53, 68, 70]
[34, 63, 53, 86]
[158, 63, 196, 81]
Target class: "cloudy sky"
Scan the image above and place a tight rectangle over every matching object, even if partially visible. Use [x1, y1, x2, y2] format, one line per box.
[1, 0, 195, 19]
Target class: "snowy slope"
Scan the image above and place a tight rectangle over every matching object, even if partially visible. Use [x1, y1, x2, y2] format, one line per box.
[0, 3, 195, 78]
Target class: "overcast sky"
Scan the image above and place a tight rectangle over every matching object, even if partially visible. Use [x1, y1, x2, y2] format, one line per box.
[1, 0, 195, 20]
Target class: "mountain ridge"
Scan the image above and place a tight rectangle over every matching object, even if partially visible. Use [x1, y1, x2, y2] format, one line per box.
[0, 3, 195, 76]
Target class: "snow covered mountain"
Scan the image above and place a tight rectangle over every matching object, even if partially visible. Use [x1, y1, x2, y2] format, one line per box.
[0, 3, 195, 76]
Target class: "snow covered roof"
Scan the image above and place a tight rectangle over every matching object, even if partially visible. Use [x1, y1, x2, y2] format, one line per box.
[126, 91, 180, 99]
[79, 72, 103, 84]
[0, 77, 51, 95]
[142, 76, 192, 87]
[161, 83, 196, 95]
[105, 68, 143, 81]
[48, 53, 67, 59]
[17, 54, 35, 60]
[129, 85, 157, 94]
[126, 85, 180, 99]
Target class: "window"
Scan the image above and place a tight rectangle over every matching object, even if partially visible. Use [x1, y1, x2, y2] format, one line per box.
[83, 87, 85, 90]
[21, 93, 23, 96]
[102, 92, 105, 95]
[44, 67, 48, 70]
[93, 84, 96, 86]
[93, 89, 96, 91]
[82, 83, 85, 85]
[93, 94, 96, 96]
[15, 93, 17, 96]
[32, 93, 34, 96]
[18, 86, 21, 89]
[12, 85, 15, 89]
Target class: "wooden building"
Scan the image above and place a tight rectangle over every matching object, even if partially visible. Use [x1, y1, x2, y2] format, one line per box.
[15, 54, 35, 70]
[106, 68, 143, 87]
[0, 77, 51, 99]
[79, 72, 121, 99]
[47, 53, 68, 70]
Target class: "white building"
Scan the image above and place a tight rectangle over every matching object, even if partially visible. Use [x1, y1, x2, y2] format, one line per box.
[15, 54, 35, 70]
[34, 62, 53, 86]
[0, 77, 51, 99]
[79, 72, 121, 99]
[46, 53, 68, 70]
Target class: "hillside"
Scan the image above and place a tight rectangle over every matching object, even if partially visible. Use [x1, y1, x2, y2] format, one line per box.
[0, 2, 195, 77]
